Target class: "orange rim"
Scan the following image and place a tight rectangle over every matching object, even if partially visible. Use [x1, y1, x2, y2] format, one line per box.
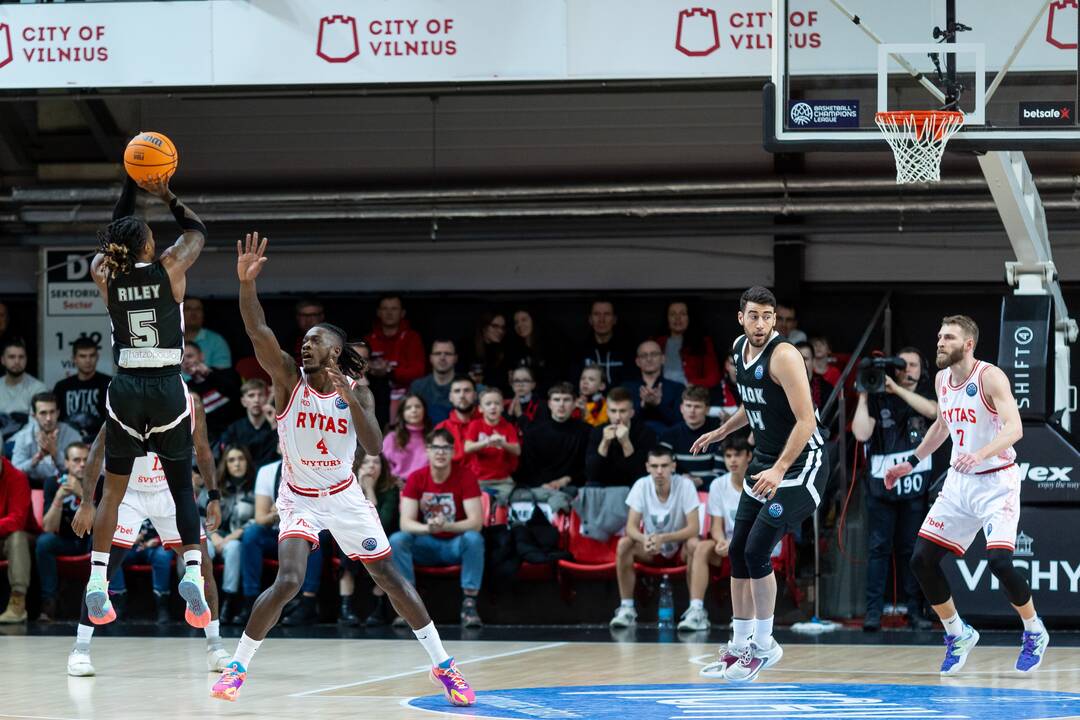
[875, 110, 964, 140]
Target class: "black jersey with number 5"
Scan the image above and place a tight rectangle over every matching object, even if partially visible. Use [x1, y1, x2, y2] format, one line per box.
[107, 261, 183, 375]
[733, 332, 822, 469]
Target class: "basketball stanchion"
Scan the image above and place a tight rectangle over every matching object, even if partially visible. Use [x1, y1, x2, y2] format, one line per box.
[791, 509, 840, 635]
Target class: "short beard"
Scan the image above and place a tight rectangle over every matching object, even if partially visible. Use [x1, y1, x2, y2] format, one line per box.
[936, 347, 964, 369]
[4, 367, 24, 379]
[454, 401, 476, 415]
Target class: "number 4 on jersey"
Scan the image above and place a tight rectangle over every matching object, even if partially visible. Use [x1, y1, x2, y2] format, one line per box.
[315, 439, 329, 455]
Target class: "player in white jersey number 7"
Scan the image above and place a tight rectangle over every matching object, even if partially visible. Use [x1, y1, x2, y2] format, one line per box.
[211, 233, 476, 707]
[885, 315, 1048, 677]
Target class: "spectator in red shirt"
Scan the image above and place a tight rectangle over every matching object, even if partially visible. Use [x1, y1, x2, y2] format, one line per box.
[433, 377, 478, 463]
[389, 429, 484, 627]
[810, 336, 843, 387]
[364, 294, 426, 409]
[464, 388, 520, 505]
[655, 301, 721, 389]
[0, 456, 34, 623]
[797, 342, 835, 411]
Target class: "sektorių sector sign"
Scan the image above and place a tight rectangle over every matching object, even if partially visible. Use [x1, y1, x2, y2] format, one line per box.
[407, 683, 1080, 720]
[0, 0, 1075, 89]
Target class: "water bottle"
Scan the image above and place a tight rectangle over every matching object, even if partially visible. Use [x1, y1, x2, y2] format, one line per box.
[657, 574, 675, 629]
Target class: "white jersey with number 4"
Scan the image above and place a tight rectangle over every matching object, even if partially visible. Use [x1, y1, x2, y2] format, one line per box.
[937, 360, 1017, 474]
[277, 370, 358, 491]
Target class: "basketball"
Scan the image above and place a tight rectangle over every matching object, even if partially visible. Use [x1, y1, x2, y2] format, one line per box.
[123, 131, 179, 183]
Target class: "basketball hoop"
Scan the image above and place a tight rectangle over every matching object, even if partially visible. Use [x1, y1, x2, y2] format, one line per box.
[874, 110, 965, 184]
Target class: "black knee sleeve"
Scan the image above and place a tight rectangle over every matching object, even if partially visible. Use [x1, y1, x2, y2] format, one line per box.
[105, 454, 135, 475]
[910, 539, 952, 605]
[744, 522, 785, 580]
[987, 549, 1032, 606]
[729, 519, 752, 579]
[160, 456, 200, 547]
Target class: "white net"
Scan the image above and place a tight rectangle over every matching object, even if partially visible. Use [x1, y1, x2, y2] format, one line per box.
[875, 111, 965, 184]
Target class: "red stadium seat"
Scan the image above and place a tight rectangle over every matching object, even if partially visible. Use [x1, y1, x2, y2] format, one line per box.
[557, 510, 618, 580]
[234, 356, 271, 384]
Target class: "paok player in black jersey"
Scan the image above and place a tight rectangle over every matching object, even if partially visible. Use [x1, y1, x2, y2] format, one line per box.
[691, 286, 828, 683]
[80, 170, 220, 628]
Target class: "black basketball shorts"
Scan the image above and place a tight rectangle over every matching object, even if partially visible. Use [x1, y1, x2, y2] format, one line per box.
[105, 372, 193, 461]
[736, 446, 830, 531]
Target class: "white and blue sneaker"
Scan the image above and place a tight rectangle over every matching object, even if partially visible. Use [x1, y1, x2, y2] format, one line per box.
[940, 624, 980, 675]
[1015, 630, 1049, 674]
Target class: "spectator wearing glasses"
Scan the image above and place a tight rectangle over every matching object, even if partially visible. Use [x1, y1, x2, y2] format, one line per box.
[505, 366, 545, 432]
[389, 429, 485, 628]
[623, 340, 685, 434]
[465, 312, 510, 394]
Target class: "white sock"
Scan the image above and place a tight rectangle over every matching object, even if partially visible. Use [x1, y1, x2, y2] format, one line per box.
[413, 621, 451, 665]
[90, 551, 110, 580]
[205, 619, 221, 641]
[754, 616, 774, 649]
[231, 633, 262, 669]
[731, 617, 754, 650]
[183, 549, 201, 570]
[690, 599, 704, 610]
[74, 624, 94, 651]
[620, 599, 635, 609]
[1022, 615, 1044, 634]
[942, 613, 965, 637]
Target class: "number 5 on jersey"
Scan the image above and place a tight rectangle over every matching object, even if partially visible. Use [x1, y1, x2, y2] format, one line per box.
[127, 309, 159, 347]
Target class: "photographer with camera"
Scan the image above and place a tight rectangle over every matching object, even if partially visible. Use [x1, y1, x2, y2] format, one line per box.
[853, 348, 937, 632]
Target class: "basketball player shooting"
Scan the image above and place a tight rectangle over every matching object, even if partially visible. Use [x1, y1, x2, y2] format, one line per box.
[70, 394, 227, 676]
[885, 315, 1049, 675]
[211, 233, 476, 707]
[84, 169, 215, 629]
[689, 286, 828, 683]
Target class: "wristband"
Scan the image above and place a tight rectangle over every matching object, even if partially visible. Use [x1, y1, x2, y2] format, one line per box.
[207, 489, 221, 501]
[906, 454, 921, 467]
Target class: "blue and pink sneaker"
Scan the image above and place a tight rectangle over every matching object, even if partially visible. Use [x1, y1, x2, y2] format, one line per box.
[1016, 630, 1049, 673]
[431, 658, 476, 706]
[940, 624, 980, 675]
[178, 566, 211, 629]
[211, 661, 247, 702]
[84, 575, 116, 626]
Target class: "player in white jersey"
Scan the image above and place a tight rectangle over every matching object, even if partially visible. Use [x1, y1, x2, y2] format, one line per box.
[69, 394, 228, 676]
[211, 233, 476, 706]
[886, 315, 1048, 676]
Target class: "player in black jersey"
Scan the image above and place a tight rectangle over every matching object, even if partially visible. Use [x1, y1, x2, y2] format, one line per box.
[80, 170, 220, 629]
[691, 286, 828, 683]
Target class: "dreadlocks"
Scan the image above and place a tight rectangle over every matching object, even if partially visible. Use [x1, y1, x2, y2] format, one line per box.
[314, 322, 368, 378]
[96, 216, 149, 277]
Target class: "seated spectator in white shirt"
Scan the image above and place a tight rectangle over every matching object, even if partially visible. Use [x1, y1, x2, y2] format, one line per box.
[0, 339, 46, 419]
[183, 297, 233, 369]
[12, 392, 82, 490]
[609, 446, 700, 628]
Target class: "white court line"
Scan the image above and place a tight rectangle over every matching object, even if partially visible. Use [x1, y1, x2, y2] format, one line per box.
[687, 652, 1080, 676]
[398, 696, 523, 720]
[290, 641, 568, 697]
[0, 715, 89, 720]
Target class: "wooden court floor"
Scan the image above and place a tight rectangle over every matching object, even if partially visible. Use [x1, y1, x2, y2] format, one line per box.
[1, 633, 1079, 720]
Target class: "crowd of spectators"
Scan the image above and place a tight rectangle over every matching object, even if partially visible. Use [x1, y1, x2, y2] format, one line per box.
[0, 293, 895, 630]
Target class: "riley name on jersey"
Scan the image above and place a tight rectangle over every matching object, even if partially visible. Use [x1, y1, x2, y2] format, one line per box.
[115, 284, 163, 303]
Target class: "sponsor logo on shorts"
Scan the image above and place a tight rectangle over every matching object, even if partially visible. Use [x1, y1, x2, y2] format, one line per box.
[754, 365, 764, 380]
[362, 537, 378, 551]
[965, 382, 978, 397]
[767, 502, 783, 518]
[927, 516, 945, 530]
[115, 523, 133, 535]
[335, 397, 349, 409]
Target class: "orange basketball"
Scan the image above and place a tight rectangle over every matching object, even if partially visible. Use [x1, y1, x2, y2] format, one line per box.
[124, 131, 179, 183]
